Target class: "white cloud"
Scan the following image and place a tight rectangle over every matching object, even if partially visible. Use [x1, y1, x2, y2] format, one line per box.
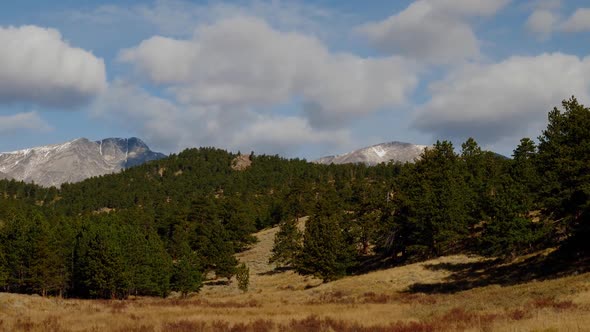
[357, 0, 510, 64]
[66, 0, 339, 38]
[0, 25, 107, 108]
[0, 112, 52, 135]
[414, 53, 590, 145]
[91, 80, 187, 151]
[526, 9, 558, 37]
[561, 8, 590, 32]
[230, 116, 350, 155]
[526, 5, 590, 37]
[93, 81, 352, 156]
[120, 16, 418, 127]
[430, 0, 511, 16]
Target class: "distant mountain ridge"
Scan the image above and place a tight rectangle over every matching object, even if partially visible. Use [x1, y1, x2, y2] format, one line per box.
[314, 141, 427, 166]
[0, 137, 165, 187]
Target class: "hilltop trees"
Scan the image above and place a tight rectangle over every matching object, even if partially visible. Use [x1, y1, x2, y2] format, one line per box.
[0, 96, 589, 297]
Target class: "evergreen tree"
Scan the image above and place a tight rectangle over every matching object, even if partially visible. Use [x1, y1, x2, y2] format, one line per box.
[172, 252, 203, 298]
[411, 141, 470, 256]
[235, 263, 250, 293]
[29, 215, 66, 296]
[296, 190, 357, 281]
[269, 218, 302, 267]
[537, 97, 590, 245]
[296, 213, 356, 281]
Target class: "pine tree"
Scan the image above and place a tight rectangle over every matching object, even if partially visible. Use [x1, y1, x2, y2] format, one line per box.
[235, 263, 250, 293]
[537, 97, 590, 246]
[173, 252, 202, 298]
[403, 141, 471, 257]
[295, 189, 357, 281]
[269, 218, 302, 267]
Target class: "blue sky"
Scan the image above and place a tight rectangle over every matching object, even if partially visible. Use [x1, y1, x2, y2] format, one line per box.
[0, 0, 589, 159]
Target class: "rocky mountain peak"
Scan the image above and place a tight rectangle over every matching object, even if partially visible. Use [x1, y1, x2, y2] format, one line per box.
[314, 141, 427, 166]
[0, 137, 165, 187]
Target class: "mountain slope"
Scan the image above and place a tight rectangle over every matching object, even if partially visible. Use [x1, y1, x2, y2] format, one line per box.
[315, 141, 427, 166]
[0, 137, 165, 187]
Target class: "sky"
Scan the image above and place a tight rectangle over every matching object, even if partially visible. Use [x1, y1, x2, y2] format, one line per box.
[0, 0, 589, 159]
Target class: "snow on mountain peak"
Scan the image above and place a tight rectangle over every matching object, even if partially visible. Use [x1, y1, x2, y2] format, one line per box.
[314, 141, 427, 166]
[0, 137, 165, 187]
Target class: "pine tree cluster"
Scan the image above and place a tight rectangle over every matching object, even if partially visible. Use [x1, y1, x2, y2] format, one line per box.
[0, 97, 589, 295]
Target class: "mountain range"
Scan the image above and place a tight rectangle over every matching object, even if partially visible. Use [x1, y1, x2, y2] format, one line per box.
[0, 137, 165, 187]
[0, 138, 428, 187]
[314, 141, 427, 166]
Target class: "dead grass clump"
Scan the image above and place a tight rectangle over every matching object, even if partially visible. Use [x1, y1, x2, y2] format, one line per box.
[92, 299, 129, 313]
[117, 325, 155, 332]
[286, 315, 348, 332]
[247, 319, 275, 332]
[312, 291, 356, 304]
[506, 308, 532, 321]
[6, 316, 67, 332]
[230, 319, 274, 332]
[43, 316, 67, 332]
[362, 292, 393, 304]
[144, 298, 261, 308]
[210, 321, 230, 330]
[531, 297, 577, 311]
[108, 301, 129, 313]
[14, 318, 35, 332]
[361, 292, 438, 305]
[285, 316, 438, 332]
[162, 320, 206, 332]
[385, 321, 437, 332]
[434, 307, 499, 331]
[397, 293, 438, 305]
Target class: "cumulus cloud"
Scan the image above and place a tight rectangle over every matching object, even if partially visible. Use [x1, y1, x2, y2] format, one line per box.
[119, 17, 418, 127]
[0, 112, 52, 135]
[561, 8, 590, 32]
[0, 25, 107, 108]
[66, 0, 339, 38]
[92, 81, 351, 155]
[357, 0, 510, 64]
[526, 5, 590, 37]
[526, 9, 558, 37]
[229, 116, 350, 155]
[414, 53, 590, 145]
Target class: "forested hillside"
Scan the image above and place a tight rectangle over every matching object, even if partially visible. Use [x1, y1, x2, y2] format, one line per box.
[0, 97, 588, 298]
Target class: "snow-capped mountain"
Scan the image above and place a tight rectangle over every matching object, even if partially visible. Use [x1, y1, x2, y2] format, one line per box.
[314, 141, 427, 166]
[0, 137, 165, 187]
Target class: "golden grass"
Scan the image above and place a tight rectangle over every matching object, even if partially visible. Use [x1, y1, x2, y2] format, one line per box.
[1, 223, 590, 331]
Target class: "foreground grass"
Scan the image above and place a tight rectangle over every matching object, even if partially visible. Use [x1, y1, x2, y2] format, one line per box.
[1, 225, 589, 331]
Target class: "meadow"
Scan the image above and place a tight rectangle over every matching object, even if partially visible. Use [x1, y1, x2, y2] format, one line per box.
[1, 225, 589, 332]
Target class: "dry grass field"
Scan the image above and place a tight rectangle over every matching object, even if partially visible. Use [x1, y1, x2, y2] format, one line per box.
[1, 224, 590, 331]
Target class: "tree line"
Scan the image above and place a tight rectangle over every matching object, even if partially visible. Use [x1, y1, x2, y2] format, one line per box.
[0, 97, 588, 295]
[270, 97, 590, 281]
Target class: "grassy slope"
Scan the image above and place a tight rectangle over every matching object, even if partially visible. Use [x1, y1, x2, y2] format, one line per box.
[1, 223, 589, 331]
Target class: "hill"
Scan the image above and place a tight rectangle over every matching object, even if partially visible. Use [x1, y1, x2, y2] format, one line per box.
[1, 222, 589, 331]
